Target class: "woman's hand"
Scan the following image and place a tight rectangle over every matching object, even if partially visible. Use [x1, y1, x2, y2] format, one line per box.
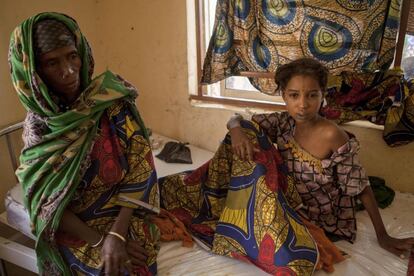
[378, 234, 414, 258]
[101, 235, 132, 275]
[229, 127, 259, 161]
[126, 240, 148, 267]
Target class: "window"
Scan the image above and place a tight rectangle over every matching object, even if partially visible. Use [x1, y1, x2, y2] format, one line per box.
[191, 0, 284, 109]
[192, 0, 413, 109]
[394, 0, 414, 78]
[399, 0, 414, 79]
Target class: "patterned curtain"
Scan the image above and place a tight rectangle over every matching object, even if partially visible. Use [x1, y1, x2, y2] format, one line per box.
[201, 0, 401, 95]
[321, 71, 414, 147]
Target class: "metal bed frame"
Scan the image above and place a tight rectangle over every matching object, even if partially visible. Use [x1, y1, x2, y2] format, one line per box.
[0, 122, 38, 275]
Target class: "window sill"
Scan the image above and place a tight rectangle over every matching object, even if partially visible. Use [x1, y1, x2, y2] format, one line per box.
[189, 95, 285, 112]
[190, 96, 384, 131]
[343, 120, 384, 131]
[189, 95, 285, 117]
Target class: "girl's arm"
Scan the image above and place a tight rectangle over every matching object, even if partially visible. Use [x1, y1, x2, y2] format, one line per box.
[227, 112, 285, 160]
[359, 185, 414, 257]
[326, 124, 414, 257]
[227, 113, 257, 160]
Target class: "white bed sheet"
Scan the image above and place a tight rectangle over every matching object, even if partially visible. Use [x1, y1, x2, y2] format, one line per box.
[4, 134, 413, 275]
[4, 134, 214, 239]
[156, 191, 414, 276]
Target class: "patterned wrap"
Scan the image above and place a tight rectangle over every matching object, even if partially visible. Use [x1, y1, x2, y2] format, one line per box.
[252, 112, 370, 241]
[384, 79, 414, 146]
[321, 70, 414, 146]
[57, 104, 159, 275]
[33, 19, 76, 56]
[201, 0, 401, 94]
[159, 120, 318, 276]
[8, 12, 156, 275]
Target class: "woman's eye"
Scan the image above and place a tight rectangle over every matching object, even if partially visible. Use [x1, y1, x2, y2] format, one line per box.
[289, 93, 298, 98]
[46, 60, 57, 67]
[69, 53, 79, 60]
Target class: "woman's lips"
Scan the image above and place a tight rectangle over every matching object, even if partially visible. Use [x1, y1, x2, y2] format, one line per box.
[64, 80, 79, 89]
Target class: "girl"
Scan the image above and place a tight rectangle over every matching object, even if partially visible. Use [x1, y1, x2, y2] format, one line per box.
[227, 58, 414, 258]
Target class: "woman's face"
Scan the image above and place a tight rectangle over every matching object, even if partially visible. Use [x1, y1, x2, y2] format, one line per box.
[282, 74, 323, 123]
[37, 45, 82, 104]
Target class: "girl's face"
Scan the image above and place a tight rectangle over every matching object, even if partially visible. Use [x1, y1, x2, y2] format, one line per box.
[282, 74, 323, 123]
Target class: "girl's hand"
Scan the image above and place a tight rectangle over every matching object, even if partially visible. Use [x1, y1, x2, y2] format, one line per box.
[101, 235, 132, 275]
[378, 234, 414, 258]
[229, 127, 259, 161]
[126, 239, 148, 268]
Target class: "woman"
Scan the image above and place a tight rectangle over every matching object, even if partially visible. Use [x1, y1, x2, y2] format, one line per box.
[9, 12, 159, 275]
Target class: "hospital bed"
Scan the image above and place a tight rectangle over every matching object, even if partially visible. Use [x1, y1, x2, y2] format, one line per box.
[0, 122, 413, 275]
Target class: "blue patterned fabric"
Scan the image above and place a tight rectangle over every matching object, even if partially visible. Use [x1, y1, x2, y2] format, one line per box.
[201, 0, 401, 94]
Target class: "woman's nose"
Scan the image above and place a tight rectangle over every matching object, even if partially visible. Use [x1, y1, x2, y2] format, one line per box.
[61, 61, 74, 79]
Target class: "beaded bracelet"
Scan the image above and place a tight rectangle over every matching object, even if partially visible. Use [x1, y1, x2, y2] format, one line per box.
[107, 231, 126, 243]
[90, 235, 105, 248]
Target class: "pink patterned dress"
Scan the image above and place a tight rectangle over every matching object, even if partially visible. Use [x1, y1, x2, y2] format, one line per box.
[252, 112, 370, 241]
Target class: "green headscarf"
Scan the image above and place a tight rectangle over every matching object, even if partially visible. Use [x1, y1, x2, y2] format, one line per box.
[9, 12, 148, 274]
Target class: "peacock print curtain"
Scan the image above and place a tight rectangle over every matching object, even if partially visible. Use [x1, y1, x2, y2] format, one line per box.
[201, 0, 401, 95]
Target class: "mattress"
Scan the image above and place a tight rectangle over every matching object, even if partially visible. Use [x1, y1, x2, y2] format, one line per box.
[4, 134, 414, 275]
[156, 191, 414, 276]
[4, 134, 214, 238]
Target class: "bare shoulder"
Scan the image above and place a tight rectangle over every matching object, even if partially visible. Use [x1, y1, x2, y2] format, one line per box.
[318, 118, 349, 151]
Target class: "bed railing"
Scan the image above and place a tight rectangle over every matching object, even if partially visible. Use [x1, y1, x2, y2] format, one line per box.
[0, 121, 39, 274]
[0, 121, 23, 174]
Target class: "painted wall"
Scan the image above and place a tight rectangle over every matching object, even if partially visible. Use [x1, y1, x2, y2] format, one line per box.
[343, 125, 414, 193]
[93, 0, 234, 150]
[96, 0, 414, 193]
[0, 0, 413, 214]
[0, 0, 104, 211]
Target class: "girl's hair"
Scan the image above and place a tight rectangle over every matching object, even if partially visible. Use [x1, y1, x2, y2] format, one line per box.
[275, 58, 329, 92]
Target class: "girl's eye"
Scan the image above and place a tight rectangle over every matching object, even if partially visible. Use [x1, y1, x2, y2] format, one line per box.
[289, 93, 298, 98]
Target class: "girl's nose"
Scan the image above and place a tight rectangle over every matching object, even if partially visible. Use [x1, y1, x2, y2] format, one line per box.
[299, 95, 308, 109]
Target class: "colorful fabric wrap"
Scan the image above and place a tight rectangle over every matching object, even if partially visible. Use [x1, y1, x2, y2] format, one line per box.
[201, 0, 401, 94]
[8, 12, 149, 275]
[32, 19, 76, 56]
[321, 70, 414, 146]
[159, 120, 318, 275]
